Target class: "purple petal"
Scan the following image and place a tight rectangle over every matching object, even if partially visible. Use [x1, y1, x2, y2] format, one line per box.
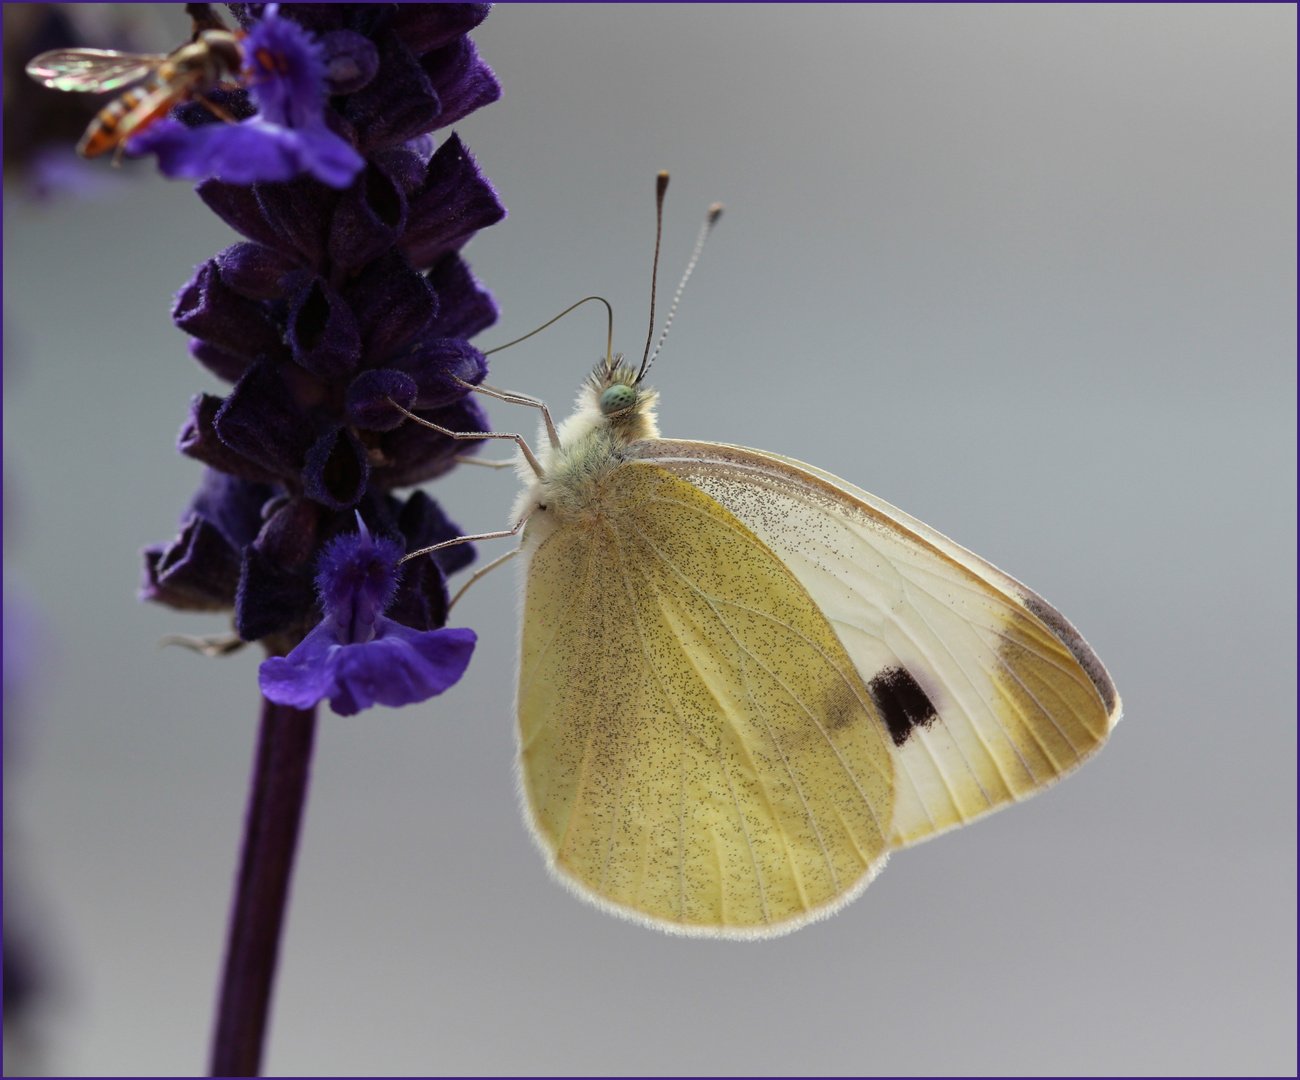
[173, 260, 287, 362]
[254, 177, 337, 267]
[426, 254, 499, 339]
[214, 242, 300, 300]
[179, 394, 283, 482]
[346, 369, 419, 431]
[390, 338, 487, 409]
[320, 30, 379, 94]
[344, 30, 442, 154]
[188, 469, 277, 552]
[370, 144, 432, 194]
[243, 6, 329, 128]
[197, 178, 292, 252]
[419, 37, 501, 128]
[140, 514, 243, 610]
[328, 163, 408, 273]
[314, 524, 405, 641]
[302, 426, 370, 509]
[284, 275, 362, 377]
[402, 134, 505, 268]
[259, 621, 476, 715]
[392, 4, 491, 54]
[233, 498, 326, 643]
[286, 124, 367, 189]
[189, 339, 254, 384]
[235, 544, 317, 642]
[383, 553, 448, 633]
[398, 490, 475, 577]
[171, 86, 256, 128]
[371, 395, 489, 489]
[130, 118, 364, 189]
[213, 361, 317, 479]
[343, 249, 437, 363]
[257, 621, 342, 707]
[255, 496, 322, 569]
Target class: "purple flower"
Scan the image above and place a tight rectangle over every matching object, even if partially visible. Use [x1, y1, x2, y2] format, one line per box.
[143, 4, 504, 655]
[259, 518, 475, 715]
[141, 469, 274, 611]
[122, 6, 504, 1063]
[129, 5, 365, 187]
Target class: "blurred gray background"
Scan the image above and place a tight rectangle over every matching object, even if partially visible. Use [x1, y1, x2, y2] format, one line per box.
[3, 3, 1295, 1075]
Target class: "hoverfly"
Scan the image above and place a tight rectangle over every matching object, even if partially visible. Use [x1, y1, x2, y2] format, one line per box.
[25, 26, 244, 163]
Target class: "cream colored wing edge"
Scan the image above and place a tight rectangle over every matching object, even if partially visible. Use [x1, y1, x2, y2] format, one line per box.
[642, 438, 1122, 847]
[641, 438, 1121, 727]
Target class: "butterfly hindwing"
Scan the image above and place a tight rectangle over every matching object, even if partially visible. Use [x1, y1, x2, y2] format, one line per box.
[517, 461, 895, 935]
[641, 440, 1121, 848]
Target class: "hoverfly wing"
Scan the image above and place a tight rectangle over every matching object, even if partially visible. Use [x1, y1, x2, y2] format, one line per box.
[25, 49, 164, 93]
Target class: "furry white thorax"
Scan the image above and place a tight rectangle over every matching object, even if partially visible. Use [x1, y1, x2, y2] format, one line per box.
[511, 369, 661, 528]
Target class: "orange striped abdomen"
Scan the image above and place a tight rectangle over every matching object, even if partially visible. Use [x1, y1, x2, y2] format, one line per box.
[76, 74, 175, 158]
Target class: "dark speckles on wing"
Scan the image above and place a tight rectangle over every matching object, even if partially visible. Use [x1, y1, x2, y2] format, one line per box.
[868, 667, 938, 747]
[819, 677, 864, 733]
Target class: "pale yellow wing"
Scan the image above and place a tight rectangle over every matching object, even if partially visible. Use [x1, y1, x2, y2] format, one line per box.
[641, 440, 1121, 848]
[516, 462, 895, 937]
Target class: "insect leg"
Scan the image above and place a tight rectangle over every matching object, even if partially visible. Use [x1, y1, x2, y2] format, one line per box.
[158, 632, 246, 656]
[447, 547, 520, 610]
[385, 398, 545, 478]
[194, 92, 240, 124]
[452, 376, 560, 450]
[398, 507, 536, 565]
[452, 456, 515, 469]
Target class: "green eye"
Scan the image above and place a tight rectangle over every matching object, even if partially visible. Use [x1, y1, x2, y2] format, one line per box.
[600, 384, 637, 414]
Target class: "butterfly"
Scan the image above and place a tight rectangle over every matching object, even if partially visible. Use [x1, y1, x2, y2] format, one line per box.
[420, 176, 1122, 938]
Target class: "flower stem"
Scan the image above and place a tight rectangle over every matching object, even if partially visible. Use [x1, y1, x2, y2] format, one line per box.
[210, 697, 319, 1077]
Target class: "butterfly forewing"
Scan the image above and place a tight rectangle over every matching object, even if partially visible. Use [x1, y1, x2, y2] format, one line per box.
[518, 462, 894, 935]
[640, 440, 1120, 848]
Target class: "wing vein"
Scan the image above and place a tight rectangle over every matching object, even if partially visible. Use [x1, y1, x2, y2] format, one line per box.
[625, 518, 867, 894]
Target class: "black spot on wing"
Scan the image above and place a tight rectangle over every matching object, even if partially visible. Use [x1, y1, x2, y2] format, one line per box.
[868, 667, 938, 747]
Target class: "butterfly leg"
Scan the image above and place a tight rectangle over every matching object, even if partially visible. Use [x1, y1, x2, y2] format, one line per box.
[452, 376, 560, 449]
[385, 397, 545, 477]
[447, 547, 520, 610]
[452, 456, 515, 469]
[399, 508, 535, 566]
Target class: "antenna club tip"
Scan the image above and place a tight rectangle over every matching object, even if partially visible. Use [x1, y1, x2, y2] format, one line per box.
[656, 171, 670, 193]
[707, 203, 724, 224]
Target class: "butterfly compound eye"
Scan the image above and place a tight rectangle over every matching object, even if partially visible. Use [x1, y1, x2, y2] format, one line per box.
[600, 384, 637, 414]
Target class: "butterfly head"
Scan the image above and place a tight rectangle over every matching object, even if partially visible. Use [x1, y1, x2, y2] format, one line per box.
[577, 357, 660, 445]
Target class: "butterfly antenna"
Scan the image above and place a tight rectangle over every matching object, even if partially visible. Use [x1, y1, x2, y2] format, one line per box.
[483, 295, 614, 371]
[637, 171, 671, 381]
[641, 202, 723, 381]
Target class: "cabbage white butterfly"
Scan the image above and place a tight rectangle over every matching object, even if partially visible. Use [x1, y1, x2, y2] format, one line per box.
[416, 175, 1121, 938]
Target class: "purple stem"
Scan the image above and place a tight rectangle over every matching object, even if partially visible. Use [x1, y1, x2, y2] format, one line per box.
[210, 697, 319, 1077]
